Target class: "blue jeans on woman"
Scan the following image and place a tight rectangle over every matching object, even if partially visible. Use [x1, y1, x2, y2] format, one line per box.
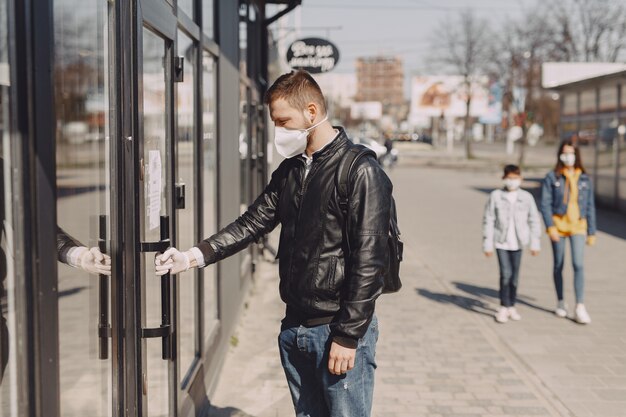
[496, 249, 522, 307]
[551, 234, 586, 303]
[278, 316, 378, 417]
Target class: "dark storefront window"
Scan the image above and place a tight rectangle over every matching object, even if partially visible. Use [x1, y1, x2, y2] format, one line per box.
[202, 51, 218, 340]
[239, 85, 250, 211]
[596, 113, 619, 206]
[176, 30, 198, 380]
[53, 0, 114, 414]
[578, 116, 597, 177]
[617, 88, 626, 212]
[239, 3, 247, 75]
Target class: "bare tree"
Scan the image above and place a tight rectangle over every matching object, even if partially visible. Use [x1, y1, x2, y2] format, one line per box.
[430, 10, 492, 159]
[489, 8, 556, 166]
[548, 0, 626, 62]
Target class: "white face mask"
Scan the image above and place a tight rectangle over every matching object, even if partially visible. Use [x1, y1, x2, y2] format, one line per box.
[274, 115, 328, 159]
[503, 178, 521, 191]
[560, 153, 576, 167]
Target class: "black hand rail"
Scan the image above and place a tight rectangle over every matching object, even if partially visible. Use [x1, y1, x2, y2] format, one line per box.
[98, 214, 110, 360]
[139, 215, 172, 360]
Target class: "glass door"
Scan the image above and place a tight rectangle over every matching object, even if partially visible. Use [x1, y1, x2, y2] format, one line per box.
[136, 22, 176, 417]
[52, 0, 116, 415]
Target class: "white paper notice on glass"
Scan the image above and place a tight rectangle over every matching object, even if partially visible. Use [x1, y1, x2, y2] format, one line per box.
[148, 150, 162, 231]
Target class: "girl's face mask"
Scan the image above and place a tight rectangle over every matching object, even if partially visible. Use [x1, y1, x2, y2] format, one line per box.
[560, 153, 576, 167]
[274, 114, 328, 159]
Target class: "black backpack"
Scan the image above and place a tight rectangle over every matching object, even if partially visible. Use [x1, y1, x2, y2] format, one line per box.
[335, 144, 403, 294]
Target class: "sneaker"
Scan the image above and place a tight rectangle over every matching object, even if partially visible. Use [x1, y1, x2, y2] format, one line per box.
[555, 301, 568, 318]
[575, 304, 591, 324]
[495, 307, 509, 323]
[508, 307, 521, 321]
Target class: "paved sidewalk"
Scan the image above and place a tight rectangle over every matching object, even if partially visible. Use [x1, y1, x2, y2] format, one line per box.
[207, 162, 626, 417]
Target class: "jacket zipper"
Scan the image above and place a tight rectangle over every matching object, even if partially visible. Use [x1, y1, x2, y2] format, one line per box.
[287, 157, 322, 281]
[296, 157, 321, 225]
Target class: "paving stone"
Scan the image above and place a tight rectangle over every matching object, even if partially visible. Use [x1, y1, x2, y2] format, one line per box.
[204, 164, 626, 417]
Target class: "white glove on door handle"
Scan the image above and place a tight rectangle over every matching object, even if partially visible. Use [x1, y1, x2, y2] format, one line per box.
[155, 247, 190, 276]
[73, 246, 112, 276]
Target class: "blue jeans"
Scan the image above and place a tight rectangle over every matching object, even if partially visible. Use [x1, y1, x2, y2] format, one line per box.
[496, 249, 522, 307]
[551, 234, 585, 303]
[278, 316, 378, 417]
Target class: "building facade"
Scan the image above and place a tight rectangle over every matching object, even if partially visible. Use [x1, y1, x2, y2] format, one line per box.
[552, 71, 626, 213]
[0, 0, 299, 416]
[355, 56, 404, 106]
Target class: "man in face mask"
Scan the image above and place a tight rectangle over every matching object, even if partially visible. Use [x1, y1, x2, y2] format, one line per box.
[155, 70, 392, 416]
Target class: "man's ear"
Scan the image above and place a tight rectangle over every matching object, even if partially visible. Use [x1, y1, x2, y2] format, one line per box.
[306, 102, 318, 124]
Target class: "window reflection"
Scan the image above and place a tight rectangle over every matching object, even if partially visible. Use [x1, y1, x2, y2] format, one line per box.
[176, 30, 197, 380]
[179, 0, 194, 20]
[53, 0, 113, 415]
[202, 0, 214, 38]
[202, 51, 218, 341]
[0, 0, 19, 414]
[141, 27, 170, 417]
[239, 85, 250, 212]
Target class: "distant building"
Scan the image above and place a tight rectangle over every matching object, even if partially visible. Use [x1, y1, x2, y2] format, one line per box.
[355, 56, 405, 106]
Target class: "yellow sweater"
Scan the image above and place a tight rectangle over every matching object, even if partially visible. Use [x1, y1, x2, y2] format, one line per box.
[549, 168, 588, 237]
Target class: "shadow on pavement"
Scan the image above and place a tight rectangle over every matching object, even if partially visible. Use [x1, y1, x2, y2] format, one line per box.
[416, 288, 495, 318]
[58, 286, 86, 298]
[205, 407, 256, 417]
[417, 281, 556, 319]
[452, 282, 554, 315]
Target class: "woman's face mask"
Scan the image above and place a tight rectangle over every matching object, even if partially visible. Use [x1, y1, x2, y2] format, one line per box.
[503, 178, 521, 191]
[274, 113, 328, 159]
[560, 153, 576, 167]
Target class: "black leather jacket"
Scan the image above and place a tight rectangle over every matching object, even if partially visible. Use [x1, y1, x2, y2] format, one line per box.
[197, 128, 393, 347]
[57, 227, 82, 264]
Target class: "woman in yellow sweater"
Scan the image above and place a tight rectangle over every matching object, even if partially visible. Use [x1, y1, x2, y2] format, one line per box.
[540, 140, 596, 324]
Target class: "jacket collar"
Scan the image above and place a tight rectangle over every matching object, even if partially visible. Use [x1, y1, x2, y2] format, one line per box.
[303, 127, 350, 162]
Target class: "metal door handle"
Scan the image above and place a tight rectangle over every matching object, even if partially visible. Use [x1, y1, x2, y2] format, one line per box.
[98, 215, 111, 360]
[139, 215, 173, 360]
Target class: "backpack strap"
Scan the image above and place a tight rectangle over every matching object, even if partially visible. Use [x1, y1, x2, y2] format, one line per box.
[335, 144, 378, 253]
[335, 144, 377, 216]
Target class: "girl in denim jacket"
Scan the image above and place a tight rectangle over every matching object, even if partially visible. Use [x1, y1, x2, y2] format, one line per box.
[483, 165, 542, 323]
[540, 140, 596, 324]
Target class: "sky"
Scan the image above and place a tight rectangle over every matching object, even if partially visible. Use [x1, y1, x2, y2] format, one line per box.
[270, 0, 531, 78]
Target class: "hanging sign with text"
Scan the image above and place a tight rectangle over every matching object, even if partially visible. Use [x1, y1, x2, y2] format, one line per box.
[286, 38, 340, 74]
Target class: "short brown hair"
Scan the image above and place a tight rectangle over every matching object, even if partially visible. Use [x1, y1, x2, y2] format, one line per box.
[264, 70, 327, 115]
[503, 164, 521, 178]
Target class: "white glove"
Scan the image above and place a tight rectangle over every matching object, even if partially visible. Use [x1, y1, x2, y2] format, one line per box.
[155, 247, 190, 276]
[72, 246, 112, 276]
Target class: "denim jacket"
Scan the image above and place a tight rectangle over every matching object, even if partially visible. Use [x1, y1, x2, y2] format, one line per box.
[540, 170, 596, 236]
[482, 188, 542, 252]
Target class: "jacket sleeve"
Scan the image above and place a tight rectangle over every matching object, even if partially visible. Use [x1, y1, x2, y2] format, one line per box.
[540, 174, 555, 231]
[482, 192, 496, 253]
[528, 193, 542, 251]
[57, 227, 83, 264]
[331, 157, 392, 348]
[586, 178, 597, 236]
[195, 161, 285, 265]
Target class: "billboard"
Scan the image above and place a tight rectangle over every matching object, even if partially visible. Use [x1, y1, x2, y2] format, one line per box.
[408, 76, 490, 121]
